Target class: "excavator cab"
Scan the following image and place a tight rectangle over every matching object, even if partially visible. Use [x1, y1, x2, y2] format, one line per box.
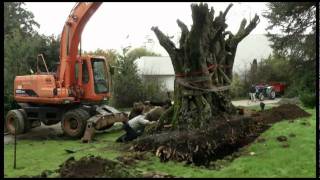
[75, 56, 111, 103]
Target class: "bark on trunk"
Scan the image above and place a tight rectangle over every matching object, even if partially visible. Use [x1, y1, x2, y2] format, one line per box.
[153, 3, 260, 130]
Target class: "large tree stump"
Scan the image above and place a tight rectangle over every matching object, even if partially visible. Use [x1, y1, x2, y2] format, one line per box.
[153, 3, 260, 130]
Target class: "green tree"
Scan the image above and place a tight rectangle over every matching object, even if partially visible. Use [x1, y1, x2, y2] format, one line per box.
[248, 58, 258, 85]
[110, 47, 144, 108]
[4, 2, 39, 37]
[35, 35, 61, 72]
[255, 55, 290, 83]
[84, 48, 118, 67]
[126, 47, 160, 61]
[264, 2, 315, 58]
[263, 2, 316, 97]
[230, 73, 247, 98]
[4, 30, 34, 116]
[110, 47, 163, 108]
[4, 3, 61, 118]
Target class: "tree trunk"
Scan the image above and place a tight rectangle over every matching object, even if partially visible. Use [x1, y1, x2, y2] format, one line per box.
[152, 3, 260, 130]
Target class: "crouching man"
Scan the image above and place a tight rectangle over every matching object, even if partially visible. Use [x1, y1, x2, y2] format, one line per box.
[116, 114, 156, 143]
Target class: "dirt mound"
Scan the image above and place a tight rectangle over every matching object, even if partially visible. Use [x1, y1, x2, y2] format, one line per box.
[133, 116, 258, 166]
[276, 136, 288, 142]
[58, 156, 141, 178]
[132, 104, 310, 166]
[116, 152, 149, 165]
[256, 104, 311, 124]
[142, 172, 179, 178]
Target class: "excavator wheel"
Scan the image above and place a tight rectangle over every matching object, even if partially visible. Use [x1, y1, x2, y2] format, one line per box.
[6, 109, 27, 135]
[61, 108, 90, 138]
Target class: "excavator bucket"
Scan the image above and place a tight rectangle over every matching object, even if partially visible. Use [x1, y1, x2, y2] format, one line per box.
[81, 105, 128, 143]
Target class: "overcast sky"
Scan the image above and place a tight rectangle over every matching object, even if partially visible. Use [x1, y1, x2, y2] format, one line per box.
[24, 2, 275, 54]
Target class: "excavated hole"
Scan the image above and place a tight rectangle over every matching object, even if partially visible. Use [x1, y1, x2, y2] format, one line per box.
[132, 104, 311, 167]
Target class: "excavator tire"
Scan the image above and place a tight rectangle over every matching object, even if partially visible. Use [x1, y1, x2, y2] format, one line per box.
[61, 108, 90, 138]
[6, 109, 26, 135]
[18, 109, 32, 132]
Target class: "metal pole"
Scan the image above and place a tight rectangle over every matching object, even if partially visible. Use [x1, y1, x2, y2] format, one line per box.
[13, 118, 17, 169]
[80, 37, 82, 56]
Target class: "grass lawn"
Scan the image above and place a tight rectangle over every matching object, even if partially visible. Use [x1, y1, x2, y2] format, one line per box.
[4, 107, 316, 178]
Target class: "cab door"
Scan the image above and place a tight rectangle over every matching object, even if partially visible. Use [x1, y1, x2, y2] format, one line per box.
[80, 57, 110, 102]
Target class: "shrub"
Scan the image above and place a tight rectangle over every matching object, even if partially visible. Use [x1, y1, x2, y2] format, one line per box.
[110, 59, 144, 108]
[141, 78, 168, 102]
[283, 85, 299, 98]
[299, 91, 315, 108]
[230, 73, 248, 99]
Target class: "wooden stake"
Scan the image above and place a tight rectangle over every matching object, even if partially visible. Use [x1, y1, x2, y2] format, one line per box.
[13, 119, 17, 169]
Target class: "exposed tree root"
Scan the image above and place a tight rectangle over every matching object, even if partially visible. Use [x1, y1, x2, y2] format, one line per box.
[132, 104, 310, 166]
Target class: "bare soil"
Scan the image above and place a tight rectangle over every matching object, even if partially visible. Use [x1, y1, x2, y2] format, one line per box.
[57, 155, 179, 178]
[116, 151, 149, 166]
[276, 136, 288, 142]
[131, 104, 311, 166]
[58, 156, 141, 178]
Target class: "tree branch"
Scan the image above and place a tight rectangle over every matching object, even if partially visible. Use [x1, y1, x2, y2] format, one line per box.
[223, 3, 233, 18]
[151, 26, 177, 56]
[234, 14, 260, 43]
[218, 67, 231, 84]
[152, 26, 185, 73]
[176, 19, 189, 49]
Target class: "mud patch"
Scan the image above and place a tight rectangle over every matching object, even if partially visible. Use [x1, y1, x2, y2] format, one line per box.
[276, 136, 288, 142]
[116, 152, 149, 165]
[142, 171, 179, 178]
[132, 104, 310, 166]
[300, 121, 311, 126]
[281, 143, 290, 148]
[289, 133, 296, 138]
[5, 124, 65, 144]
[19, 170, 56, 178]
[20, 155, 177, 178]
[58, 156, 141, 178]
[257, 138, 266, 143]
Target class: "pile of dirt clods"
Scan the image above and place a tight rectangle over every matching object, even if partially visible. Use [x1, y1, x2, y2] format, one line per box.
[132, 104, 311, 166]
[57, 155, 179, 178]
[255, 104, 311, 124]
[58, 156, 141, 178]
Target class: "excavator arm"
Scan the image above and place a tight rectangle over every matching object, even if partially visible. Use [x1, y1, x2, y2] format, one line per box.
[58, 2, 102, 88]
[58, 2, 128, 142]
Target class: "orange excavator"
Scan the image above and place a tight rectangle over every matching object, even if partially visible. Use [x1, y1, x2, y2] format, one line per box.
[6, 2, 127, 142]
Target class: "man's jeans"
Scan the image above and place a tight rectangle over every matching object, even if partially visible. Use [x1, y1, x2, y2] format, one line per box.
[116, 122, 140, 142]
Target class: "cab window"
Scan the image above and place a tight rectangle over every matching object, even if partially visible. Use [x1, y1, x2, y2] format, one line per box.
[82, 62, 89, 84]
[92, 58, 108, 93]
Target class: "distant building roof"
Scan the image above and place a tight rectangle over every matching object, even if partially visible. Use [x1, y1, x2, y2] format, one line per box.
[134, 56, 174, 75]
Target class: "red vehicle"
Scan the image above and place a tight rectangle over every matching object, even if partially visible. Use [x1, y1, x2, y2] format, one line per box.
[252, 82, 286, 101]
[269, 82, 286, 96]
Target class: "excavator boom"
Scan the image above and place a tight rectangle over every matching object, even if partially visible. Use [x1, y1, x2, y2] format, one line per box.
[59, 2, 102, 88]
